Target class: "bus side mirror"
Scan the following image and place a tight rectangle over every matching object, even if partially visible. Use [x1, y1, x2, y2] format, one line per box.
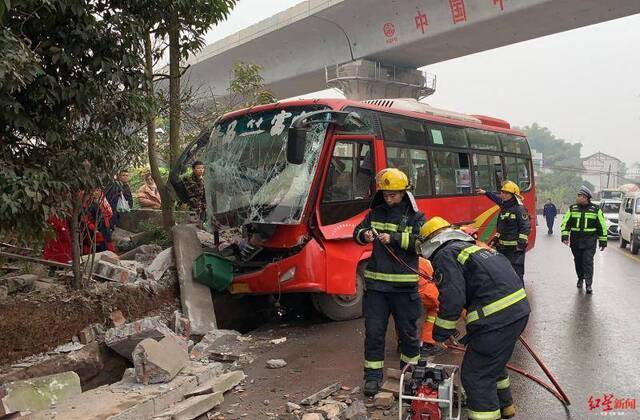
[287, 127, 307, 164]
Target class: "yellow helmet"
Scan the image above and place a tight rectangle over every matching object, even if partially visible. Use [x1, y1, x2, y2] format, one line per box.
[375, 168, 409, 191]
[419, 217, 451, 238]
[501, 180, 520, 196]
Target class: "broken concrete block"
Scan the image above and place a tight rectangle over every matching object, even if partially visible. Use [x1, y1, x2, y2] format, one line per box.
[79, 324, 99, 345]
[343, 400, 368, 420]
[286, 402, 302, 412]
[119, 244, 161, 261]
[300, 383, 342, 406]
[133, 337, 188, 385]
[109, 310, 126, 327]
[301, 413, 325, 420]
[82, 250, 119, 264]
[266, 359, 287, 369]
[316, 402, 345, 419]
[184, 370, 245, 398]
[373, 391, 394, 409]
[93, 260, 137, 283]
[111, 227, 133, 246]
[34, 278, 66, 292]
[386, 368, 402, 381]
[0, 371, 81, 415]
[381, 379, 400, 397]
[155, 392, 223, 420]
[145, 247, 175, 281]
[189, 329, 240, 360]
[172, 224, 216, 334]
[0, 274, 37, 294]
[105, 316, 175, 360]
[173, 310, 191, 339]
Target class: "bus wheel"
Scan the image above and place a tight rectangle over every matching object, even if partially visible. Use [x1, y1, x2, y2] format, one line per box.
[312, 265, 364, 321]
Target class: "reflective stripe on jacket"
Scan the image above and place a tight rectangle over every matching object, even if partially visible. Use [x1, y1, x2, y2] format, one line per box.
[495, 197, 530, 249]
[431, 241, 530, 342]
[353, 198, 426, 293]
[560, 203, 607, 248]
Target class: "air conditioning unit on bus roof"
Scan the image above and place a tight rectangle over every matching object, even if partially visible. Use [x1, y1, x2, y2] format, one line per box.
[364, 98, 482, 124]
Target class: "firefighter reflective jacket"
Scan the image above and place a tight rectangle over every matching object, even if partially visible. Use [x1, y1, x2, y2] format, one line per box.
[495, 196, 531, 249]
[353, 195, 426, 293]
[560, 203, 607, 249]
[430, 240, 531, 342]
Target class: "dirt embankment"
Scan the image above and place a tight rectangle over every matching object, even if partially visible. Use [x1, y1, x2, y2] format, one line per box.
[0, 278, 179, 366]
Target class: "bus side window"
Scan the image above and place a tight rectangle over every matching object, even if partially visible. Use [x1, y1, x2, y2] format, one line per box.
[505, 156, 532, 191]
[386, 146, 431, 196]
[431, 151, 471, 195]
[379, 114, 428, 146]
[473, 154, 504, 191]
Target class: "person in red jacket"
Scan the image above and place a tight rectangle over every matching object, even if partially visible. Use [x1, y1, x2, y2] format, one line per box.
[43, 214, 72, 275]
[81, 188, 115, 254]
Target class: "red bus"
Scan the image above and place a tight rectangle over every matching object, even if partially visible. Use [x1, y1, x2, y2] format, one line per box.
[177, 98, 536, 321]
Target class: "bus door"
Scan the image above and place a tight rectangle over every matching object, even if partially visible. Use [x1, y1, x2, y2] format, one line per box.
[471, 153, 505, 241]
[316, 135, 376, 294]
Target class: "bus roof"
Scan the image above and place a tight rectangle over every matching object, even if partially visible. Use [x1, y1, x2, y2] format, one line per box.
[219, 98, 525, 137]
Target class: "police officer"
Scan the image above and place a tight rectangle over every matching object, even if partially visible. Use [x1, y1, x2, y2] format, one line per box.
[560, 186, 607, 294]
[419, 217, 530, 420]
[477, 180, 531, 282]
[353, 168, 426, 396]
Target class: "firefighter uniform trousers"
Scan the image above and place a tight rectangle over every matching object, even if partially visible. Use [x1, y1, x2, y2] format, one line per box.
[364, 290, 421, 380]
[461, 316, 529, 418]
[494, 196, 530, 282]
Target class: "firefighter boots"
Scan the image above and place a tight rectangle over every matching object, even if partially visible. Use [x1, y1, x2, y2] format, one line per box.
[501, 404, 516, 419]
[364, 380, 380, 397]
[576, 280, 583, 289]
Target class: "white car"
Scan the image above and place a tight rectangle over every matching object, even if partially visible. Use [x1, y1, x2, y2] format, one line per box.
[619, 192, 640, 254]
[599, 199, 622, 238]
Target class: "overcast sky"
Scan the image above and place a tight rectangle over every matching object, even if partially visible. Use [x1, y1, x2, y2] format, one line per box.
[204, 2, 640, 166]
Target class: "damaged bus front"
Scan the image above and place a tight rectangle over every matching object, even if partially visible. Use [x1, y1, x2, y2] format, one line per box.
[172, 102, 369, 321]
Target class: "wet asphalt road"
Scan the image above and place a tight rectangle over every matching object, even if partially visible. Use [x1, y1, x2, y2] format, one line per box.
[217, 216, 639, 419]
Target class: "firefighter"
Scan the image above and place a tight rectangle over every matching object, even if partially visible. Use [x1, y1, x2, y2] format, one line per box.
[419, 217, 530, 420]
[476, 180, 530, 282]
[560, 186, 607, 294]
[353, 168, 426, 396]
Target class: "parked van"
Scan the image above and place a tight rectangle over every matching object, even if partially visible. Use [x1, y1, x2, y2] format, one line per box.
[619, 191, 640, 254]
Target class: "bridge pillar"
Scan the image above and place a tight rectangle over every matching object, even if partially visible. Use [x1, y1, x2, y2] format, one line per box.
[325, 59, 436, 101]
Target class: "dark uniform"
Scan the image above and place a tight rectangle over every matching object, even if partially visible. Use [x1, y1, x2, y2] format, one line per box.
[431, 239, 530, 420]
[184, 174, 206, 222]
[353, 193, 426, 384]
[560, 202, 607, 290]
[486, 192, 531, 282]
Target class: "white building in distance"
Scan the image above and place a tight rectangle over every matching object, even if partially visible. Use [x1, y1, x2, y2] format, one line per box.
[581, 152, 622, 192]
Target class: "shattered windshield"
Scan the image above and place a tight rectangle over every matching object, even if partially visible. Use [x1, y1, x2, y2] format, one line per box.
[203, 106, 329, 227]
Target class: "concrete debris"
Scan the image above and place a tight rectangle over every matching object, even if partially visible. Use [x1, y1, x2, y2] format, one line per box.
[79, 323, 103, 345]
[133, 337, 188, 384]
[105, 316, 175, 361]
[81, 250, 119, 264]
[373, 392, 394, 409]
[34, 278, 66, 292]
[266, 359, 287, 369]
[53, 342, 84, 354]
[269, 337, 287, 345]
[120, 244, 162, 261]
[0, 274, 37, 294]
[173, 310, 191, 339]
[30, 360, 225, 420]
[155, 392, 223, 420]
[343, 400, 368, 420]
[173, 225, 217, 335]
[380, 379, 400, 397]
[190, 329, 240, 360]
[315, 401, 346, 418]
[386, 368, 402, 381]
[0, 371, 81, 416]
[109, 310, 127, 327]
[286, 402, 302, 412]
[300, 383, 342, 406]
[184, 370, 245, 398]
[0, 285, 8, 298]
[301, 413, 325, 420]
[196, 230, 217, 247]
[111, 227, 133, 246]
[93, 260, 137, 283]
[145, 247, 175, 281]
[263, 399, 270, 406]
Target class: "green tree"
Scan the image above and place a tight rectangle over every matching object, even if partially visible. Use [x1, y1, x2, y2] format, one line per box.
[1, 1, 150, 287]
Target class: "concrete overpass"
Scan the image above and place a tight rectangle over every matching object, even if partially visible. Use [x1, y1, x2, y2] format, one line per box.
[184, 0, 640, 99]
